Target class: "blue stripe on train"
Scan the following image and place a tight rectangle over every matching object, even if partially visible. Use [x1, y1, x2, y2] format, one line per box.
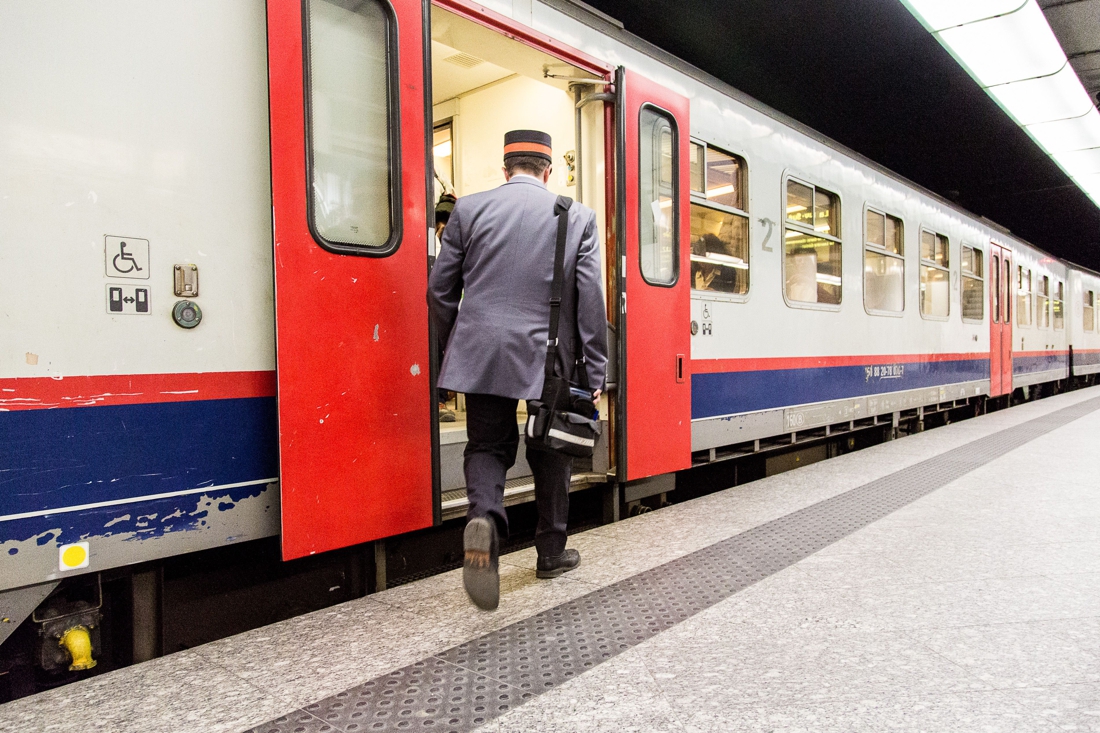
[1074, 351, 1100, 367]
[0, 480, 275, 545]
[691, 358, 989, 420]
[0, 397, 278, 518]
[1013, 353, 1068, 374]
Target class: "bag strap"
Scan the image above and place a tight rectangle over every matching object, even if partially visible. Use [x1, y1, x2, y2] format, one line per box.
[544, 195, 573, 380]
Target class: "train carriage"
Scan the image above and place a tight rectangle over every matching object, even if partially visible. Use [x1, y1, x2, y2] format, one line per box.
[2, 0, 1098, 682]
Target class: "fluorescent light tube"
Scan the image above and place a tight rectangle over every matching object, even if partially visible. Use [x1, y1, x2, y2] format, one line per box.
[1055, 148, 1100, 178]
[901, 0, 1026, 32]
[987, 64, 1094, 126]
[936, 1, 1064, 86]
[1025, 109, 1100, 153]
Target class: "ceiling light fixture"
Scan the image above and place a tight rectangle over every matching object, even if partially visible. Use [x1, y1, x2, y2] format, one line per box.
[901, 0, 1100, 209]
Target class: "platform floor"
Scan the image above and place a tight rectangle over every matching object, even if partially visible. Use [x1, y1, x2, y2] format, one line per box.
[5, 387, 1100, 732]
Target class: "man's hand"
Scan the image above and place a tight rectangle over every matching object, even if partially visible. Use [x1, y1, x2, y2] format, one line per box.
[592, 389, 602, 401]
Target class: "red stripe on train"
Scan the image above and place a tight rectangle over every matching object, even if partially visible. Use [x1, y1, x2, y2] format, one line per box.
[691, 352, 991, 374]
[0, 371, 276, 411]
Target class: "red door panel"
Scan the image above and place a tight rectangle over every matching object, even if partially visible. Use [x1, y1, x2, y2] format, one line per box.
[620, 68, 692, 480]
[267, 0, 434, 560]
[989, 243, 1012, 396]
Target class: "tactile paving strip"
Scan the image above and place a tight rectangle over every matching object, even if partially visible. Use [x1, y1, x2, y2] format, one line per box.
[247, 395, 1100, 733]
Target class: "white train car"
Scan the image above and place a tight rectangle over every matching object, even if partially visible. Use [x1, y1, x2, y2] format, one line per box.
[1, 0, 1094, 681]
[1069, 268, 1100, 377]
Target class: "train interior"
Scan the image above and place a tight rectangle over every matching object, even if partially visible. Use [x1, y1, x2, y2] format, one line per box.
[429, 6, 611, 489]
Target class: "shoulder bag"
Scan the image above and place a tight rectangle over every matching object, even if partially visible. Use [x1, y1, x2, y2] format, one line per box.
[524, 196, 601, 457]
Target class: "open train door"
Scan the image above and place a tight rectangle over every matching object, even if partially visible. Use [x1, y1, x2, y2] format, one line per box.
[616, 68, 692, 481]
[267, 0, 435, 560]
[990, 242, 1013, 396]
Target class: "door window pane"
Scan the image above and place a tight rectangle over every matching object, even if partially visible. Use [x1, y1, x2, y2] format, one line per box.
[639, 107, 678, 285]
[961, 245, 983, 320]
[307, 0, 394, 250]
[1053, 281, 1064, 330]
[1085, 291, 1095, 332]
[993, 254, 1001, 323]
[690, 203, 748, 294]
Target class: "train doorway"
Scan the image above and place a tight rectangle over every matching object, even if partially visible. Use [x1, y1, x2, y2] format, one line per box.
[990, 242, 1013, 396]
[428, 3, 615, 493]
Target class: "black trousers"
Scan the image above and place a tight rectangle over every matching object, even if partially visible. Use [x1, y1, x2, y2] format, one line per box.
[464, 393, 572, 558]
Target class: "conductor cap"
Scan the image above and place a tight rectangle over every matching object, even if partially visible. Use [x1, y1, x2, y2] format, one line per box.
[503, 129, 552, 162]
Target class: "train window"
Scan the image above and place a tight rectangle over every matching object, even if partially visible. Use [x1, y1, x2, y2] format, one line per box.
[690, 144, 748, 296]
[1037, 275, 1050, 328]
[961, 245, 984, 321]
[306, 0, 397, 253]
[1085, 291, 1096, 332]
[690, 144, 745, 209]
[919, 230, 950, 318]
[1053, 281, 1064, 330]
[864, 209, 904, 313]
[992, 253, 1001, 323]
[1017, 266, 1033, 326]
[639, 106, 678, 286]
[784, 178, 841, 306]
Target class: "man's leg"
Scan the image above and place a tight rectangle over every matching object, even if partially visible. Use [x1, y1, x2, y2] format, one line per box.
[462, 393, 519, 609]
[526, 443, 579, 578]
[464, 393, 520, 537]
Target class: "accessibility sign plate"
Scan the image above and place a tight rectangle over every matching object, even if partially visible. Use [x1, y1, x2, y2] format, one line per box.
[104, 235, 149, 279]
[106, 284, 151, 315]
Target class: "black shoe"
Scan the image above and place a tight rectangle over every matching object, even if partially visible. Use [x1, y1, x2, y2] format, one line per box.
[536, 548, 581, 579]
[463, 518, 499, 610]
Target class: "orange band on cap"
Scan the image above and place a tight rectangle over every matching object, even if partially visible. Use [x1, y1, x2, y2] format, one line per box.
[503, 142, 552, 156]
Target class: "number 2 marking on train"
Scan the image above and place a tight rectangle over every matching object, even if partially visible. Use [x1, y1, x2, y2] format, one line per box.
[759, 217, 775, 252]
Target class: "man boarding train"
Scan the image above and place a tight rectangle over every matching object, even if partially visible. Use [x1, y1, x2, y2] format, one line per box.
[428, 130, 608, 610]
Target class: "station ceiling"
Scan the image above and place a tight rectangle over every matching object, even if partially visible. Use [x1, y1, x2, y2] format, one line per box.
[581, 0, 1100, 270]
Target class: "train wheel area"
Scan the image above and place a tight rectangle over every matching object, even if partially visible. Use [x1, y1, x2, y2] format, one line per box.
[4, 384, 1099, 731]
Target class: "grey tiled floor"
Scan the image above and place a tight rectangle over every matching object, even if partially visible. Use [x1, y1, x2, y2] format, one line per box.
[4, 386, 1100, 732]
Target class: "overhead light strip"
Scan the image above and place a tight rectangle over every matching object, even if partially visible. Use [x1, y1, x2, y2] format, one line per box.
[901, 0, 1100, 209]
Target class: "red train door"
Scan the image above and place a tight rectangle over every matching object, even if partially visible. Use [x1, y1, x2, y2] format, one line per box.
[267, 0, 434, 560]
[990, 243, 1013, 396]
[618, 68, 692, 480]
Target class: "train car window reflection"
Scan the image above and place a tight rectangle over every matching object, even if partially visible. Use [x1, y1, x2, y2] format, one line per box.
[1037, 275, 1050, 329]
[1085, 290, 1096, 332]
[784, 179, 841, 306]
[1053, 280, 1064, 330]
[919, 230, 949, 318]
[690, 205, 748, 294]
[864, 209, 904, 313]
[961, 245, 984, 321]
[690, 144, 748, 295]
[306, 0, 395, 252]
[1017, 266, 1033, 326]
[639, 107, 678, 286]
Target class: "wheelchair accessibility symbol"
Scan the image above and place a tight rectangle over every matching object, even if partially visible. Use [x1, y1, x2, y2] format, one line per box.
[105, 236, 150, 280]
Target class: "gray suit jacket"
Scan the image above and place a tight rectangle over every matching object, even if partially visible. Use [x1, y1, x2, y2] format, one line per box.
[428, 175, 608, 400]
